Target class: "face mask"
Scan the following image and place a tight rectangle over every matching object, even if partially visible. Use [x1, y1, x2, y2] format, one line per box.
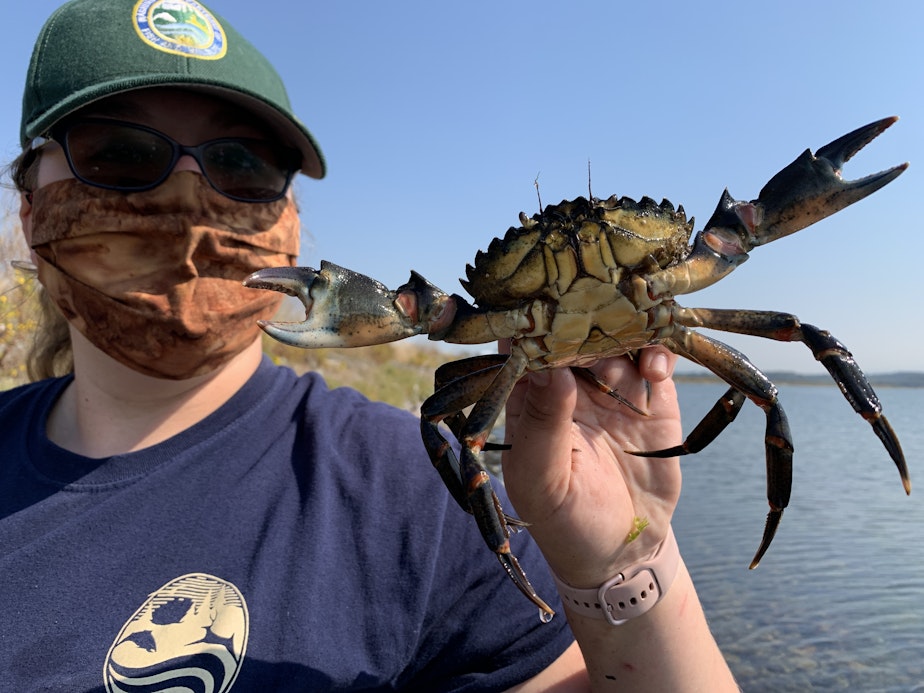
[29, 172, 300, 379]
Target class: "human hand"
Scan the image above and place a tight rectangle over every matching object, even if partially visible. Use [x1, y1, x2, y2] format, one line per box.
[501, 347, 682, 589]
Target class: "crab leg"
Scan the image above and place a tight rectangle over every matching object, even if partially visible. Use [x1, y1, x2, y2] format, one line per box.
[748, 117, 908, 246]
[422, 356, 510, 511]
[632, 386, 747, 458]
[424, 356, 523, 526]
[433, 355, 513, 455]
[661, 327, 794, 568]
[573, 366, 649, 416]
[675, 307, 910, 494]
[421, 349, 555, 618]
[245, 261, 529, 351]
[243, 262, 456, 347]
[648, 117, 908, 297]
[434, 354, 510, 386]
[243, 262, 421, 347]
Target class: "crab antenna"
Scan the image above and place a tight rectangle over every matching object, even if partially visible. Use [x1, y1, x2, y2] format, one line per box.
[534, 172, 543, 213]
[588, 158, 593, 200]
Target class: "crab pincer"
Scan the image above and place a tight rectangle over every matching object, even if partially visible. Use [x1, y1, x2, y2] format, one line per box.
[703, 116, 908, 259]
[244, 261, 432, 347]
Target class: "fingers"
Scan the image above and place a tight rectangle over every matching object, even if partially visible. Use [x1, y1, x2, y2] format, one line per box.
[502, 367, 578, 520]
[504, 346, 678, 422]
[575, 347, 676, 418]
[584, 347, 677, 388]
[518, 367, 575, 433]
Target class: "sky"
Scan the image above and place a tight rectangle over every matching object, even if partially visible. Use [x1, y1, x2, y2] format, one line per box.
[1, 0, 922, 374]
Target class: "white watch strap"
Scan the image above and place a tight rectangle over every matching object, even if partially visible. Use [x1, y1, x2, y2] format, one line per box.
[551, 526, 679, 626]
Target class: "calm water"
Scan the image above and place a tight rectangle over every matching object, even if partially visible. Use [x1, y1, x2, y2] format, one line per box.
[672, 381, 924, 692]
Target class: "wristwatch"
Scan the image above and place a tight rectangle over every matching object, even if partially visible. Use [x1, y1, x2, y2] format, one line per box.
[551, 526, 679, 626]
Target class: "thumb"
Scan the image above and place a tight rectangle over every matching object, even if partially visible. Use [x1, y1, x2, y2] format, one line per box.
[502, 368, 578, 519]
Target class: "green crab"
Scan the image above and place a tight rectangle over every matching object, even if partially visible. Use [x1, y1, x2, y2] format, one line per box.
[245, 117, 910, 618]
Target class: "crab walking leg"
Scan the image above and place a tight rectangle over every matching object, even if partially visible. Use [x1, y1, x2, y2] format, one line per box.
[421, 356, 510, 513]
[676, 307, 910, 493]
[664, 327, 794, 568]
[632, 387, 747, 458]
[421, 349, 555, 618]
[433, 355, 514, 457]
[433, 354, 512, 388]
[573, 366, 649, 416]
[423, 360, 527, 531]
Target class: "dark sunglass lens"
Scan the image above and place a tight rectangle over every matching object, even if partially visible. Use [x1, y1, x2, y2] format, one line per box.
[202, 140, 295, 201]
[65, 122, 174, 189]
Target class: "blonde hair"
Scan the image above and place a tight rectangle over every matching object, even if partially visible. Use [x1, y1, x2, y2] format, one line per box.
[10, 148, 74, 381]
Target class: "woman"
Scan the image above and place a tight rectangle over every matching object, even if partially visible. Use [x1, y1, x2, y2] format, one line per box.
[1, 0, 737, 690]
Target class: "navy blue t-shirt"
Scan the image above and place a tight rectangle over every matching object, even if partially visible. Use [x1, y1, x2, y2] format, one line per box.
[0, 358, 572, 691]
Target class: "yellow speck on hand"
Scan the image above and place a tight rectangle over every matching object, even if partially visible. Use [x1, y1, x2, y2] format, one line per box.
[625, 516, 650, 544]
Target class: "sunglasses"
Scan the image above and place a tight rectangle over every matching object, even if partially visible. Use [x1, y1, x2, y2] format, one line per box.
[33, 118, 302, 202]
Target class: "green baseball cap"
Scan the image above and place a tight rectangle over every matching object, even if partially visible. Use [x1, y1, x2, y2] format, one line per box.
[21, 0, 325, 179]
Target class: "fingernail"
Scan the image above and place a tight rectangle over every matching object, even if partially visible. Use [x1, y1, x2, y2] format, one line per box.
[650, 352, 670, 379]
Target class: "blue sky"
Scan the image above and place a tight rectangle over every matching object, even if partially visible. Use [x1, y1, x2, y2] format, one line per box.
[2, 1, 922, 373]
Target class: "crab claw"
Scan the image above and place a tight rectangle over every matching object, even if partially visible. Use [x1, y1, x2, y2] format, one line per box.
[702, 117, 908, 259]
[244, 261, 428, 348]
[645, 118, 908, 299]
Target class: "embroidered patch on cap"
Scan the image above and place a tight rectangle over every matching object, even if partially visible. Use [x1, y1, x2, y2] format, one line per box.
[133, 0, 227, 59]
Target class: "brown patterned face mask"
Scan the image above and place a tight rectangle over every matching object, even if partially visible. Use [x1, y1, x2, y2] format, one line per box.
[29, 172, 300, 379]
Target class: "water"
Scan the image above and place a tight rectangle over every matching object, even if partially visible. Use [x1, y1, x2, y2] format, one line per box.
[672, 381, 924, 692]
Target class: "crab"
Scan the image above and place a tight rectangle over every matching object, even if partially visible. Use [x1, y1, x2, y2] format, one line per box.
[244, 117, 910, 618]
